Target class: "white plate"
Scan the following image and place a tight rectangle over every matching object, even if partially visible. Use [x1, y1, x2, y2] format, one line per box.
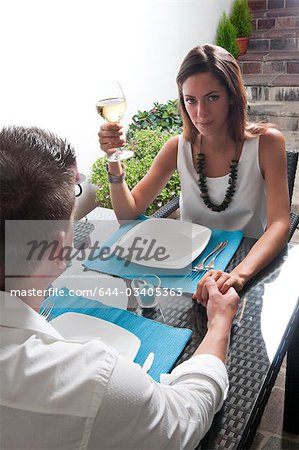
[50, 313, 140, 361]
[111, 218, 211, 269]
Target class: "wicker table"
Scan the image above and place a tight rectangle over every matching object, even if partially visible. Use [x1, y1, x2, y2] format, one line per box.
[70, 216, 299, 449]
[124, 238, 299, 449]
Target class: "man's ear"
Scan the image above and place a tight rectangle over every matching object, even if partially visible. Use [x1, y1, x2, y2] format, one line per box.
[52, 230, 68, 270]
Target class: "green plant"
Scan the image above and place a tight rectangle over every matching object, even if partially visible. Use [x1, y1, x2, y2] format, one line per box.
[128, 100, 182, 137]
[230, 0, 252, 38]
[90, 128, 181, 215]
[215, 12, 240, 59]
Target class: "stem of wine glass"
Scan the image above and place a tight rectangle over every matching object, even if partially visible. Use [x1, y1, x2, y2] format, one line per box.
[107, 147, 121, 163]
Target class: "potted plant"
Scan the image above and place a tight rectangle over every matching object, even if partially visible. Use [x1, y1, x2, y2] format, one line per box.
[215, 12, 240, 59]
[128, 99, 182, 137]
[230, 0, 252, 56]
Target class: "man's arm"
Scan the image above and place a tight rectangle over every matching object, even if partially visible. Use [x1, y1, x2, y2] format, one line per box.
[193, 278, 239, 361]
[88, 279, 239, 449]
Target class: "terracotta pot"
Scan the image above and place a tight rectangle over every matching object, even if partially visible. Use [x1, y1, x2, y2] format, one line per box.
[236, 37, 249, 56]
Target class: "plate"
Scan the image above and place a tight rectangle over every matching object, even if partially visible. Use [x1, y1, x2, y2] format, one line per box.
[50, 312, 140, 360]
[111, 218, 211, 269]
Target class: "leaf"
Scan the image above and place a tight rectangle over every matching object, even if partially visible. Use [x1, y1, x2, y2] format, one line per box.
[90, 127, 181, 214]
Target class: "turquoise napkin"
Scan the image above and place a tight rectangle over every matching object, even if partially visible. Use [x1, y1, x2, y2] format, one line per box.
[44, 288, 192, 382]
[83, 217, 244, 294]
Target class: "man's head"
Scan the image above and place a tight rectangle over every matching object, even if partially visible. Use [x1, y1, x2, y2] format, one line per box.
[0, 126, 76, 221]
[0, 126, 77, 290]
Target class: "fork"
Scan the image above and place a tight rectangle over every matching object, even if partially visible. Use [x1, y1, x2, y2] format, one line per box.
[202, 240, 228, 270]
[192, 241, 226, 272]
[186, 240, 228, 279]
[40, 302, 54, 321]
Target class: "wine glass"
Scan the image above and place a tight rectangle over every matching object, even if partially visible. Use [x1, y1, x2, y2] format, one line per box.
[96, 80, 134, 162]
[131, 275, 165, 322]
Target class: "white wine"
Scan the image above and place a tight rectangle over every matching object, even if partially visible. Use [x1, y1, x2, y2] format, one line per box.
[96, 97, 126, 123]
[95, 82, 133, 160]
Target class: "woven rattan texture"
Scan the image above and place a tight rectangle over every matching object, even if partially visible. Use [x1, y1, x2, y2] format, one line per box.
[152, 196, 180, 218]
[286, 150, 298, 203]
[290, 211, 299, 241]
[73, 220, 95, 249]
[81, 214, 297, 447]
[284, 306, 299, 433]
[130, 241, 296, 449]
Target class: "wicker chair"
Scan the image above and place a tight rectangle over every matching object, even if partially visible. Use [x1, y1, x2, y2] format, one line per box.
[152, 150, 299, 242]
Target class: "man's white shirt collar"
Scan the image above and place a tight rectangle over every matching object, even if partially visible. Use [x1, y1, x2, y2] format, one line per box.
[0, 291, 63, 339]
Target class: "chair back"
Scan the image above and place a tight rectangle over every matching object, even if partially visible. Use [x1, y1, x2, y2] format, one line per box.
[287, 151, 298, 205]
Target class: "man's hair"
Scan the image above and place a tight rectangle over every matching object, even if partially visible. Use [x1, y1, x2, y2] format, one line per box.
[0, 126, 76, 287]
[176, 44, 273, 144]
[0, 126, 76, 220]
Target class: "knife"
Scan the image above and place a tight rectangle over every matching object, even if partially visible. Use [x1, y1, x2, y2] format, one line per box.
[192, 241, 225, 271]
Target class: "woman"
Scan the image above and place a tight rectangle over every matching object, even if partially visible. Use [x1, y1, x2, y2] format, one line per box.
[98, 44, 290, 301]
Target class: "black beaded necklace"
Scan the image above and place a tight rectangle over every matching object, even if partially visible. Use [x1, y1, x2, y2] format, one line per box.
[196, 139, 239, 212]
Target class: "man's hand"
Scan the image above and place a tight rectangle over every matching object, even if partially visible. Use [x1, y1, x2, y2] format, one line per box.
[203, 277, 239, 328]
[192, 270, 245, 307]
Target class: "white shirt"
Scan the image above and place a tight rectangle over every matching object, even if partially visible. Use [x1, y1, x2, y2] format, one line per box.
[0, 292, 228, 450]
[177, 135, 267, 238]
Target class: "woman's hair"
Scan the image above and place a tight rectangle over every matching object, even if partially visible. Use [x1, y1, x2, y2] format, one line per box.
[176, 44, 273, 143]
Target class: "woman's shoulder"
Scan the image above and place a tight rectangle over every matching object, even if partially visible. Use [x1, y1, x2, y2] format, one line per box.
[258, 129, 286, 173]
[163, 135, 180, 150]
[158, 135, 180, 157]
[154, 135, 180, 170]
[245, 128, 285, 154]
[259, 128, 285, 149]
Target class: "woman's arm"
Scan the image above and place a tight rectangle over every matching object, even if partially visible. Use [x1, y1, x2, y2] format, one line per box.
[194, 129, 290, 301]
[99, 124, 178, 220]
[230, 129, 290, 282]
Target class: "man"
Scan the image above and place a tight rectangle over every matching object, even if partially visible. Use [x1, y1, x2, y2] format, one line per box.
[0, 126, 239, 449]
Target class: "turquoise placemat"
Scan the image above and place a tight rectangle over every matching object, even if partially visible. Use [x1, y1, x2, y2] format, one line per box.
[83, 217, 244, 294]
[43, 288, 192, 382]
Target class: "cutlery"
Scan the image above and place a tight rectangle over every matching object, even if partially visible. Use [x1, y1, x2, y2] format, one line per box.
[202, 240, 228, 270]
[186, 241, 225, 279]
[39, 302, 54, 321]
[142, 352, 155, 372]
[186, 240, 228, 280]
[192, 241, 227, 272]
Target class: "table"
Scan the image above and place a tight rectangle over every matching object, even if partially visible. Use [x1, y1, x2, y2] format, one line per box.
[126, 238, 299, 449]
[55, 215, 299, 449]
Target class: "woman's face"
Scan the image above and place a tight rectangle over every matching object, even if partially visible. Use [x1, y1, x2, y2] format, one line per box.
[182, 72, 230, 137]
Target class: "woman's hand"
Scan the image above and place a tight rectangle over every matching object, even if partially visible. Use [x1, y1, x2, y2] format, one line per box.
[98, 123, 126, 157]
[192, 269, 246, 306]
[204, 277, 239, 326]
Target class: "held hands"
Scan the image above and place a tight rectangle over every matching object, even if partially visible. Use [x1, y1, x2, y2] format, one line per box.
[199, 277, 239, 326]
[192, 269, 246, 307]
[98, 123, 126, 157]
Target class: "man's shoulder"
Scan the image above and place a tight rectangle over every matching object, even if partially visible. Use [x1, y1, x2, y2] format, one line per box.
[0, 325, 117, 416]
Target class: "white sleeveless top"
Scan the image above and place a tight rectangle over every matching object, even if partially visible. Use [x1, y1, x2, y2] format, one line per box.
[177, 134, 267, 238]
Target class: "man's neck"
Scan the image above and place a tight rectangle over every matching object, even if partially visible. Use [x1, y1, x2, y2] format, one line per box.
[5, 277, 54, 312]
